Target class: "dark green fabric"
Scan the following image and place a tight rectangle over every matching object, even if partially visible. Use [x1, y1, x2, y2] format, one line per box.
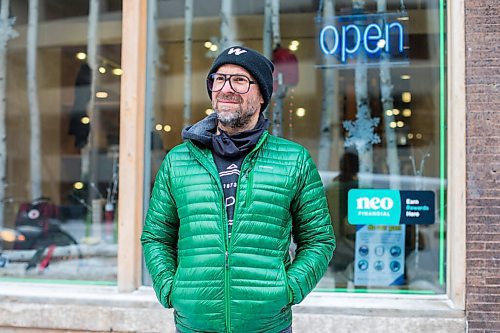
[142, 132, 335, 333]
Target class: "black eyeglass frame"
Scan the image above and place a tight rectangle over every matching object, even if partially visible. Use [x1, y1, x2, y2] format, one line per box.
[206, 73, 257, 94]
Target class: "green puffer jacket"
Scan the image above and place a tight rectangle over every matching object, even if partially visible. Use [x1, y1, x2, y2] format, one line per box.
[141, 131, 335, 333]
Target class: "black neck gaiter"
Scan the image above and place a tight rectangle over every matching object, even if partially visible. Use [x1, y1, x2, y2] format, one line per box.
[211, 114, 270, 158]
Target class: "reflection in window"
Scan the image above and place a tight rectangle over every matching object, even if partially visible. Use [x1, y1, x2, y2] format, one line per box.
[0, 1, 122, 283]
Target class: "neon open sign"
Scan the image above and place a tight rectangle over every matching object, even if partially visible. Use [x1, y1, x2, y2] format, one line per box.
[317, 13, 409, 65]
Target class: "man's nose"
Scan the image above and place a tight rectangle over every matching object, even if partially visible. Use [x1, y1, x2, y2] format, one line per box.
[220, 78, 233, 93]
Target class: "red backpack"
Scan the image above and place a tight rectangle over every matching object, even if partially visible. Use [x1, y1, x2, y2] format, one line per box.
[15, 197, 60, 236]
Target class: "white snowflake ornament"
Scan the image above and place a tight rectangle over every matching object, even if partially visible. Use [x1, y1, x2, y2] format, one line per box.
[343, 110, 381, 154]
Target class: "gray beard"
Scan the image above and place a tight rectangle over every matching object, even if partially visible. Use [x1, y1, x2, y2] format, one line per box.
[216, 106, 258, 129]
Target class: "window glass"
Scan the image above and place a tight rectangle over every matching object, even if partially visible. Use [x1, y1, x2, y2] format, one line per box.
[0, 1, 122, 283]
[143, 0, 446, 294]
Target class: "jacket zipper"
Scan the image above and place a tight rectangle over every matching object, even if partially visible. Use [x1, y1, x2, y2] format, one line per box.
[222, 193, 231, 332]
[224, 249, 230, 329]
[225, 155, 252, 333]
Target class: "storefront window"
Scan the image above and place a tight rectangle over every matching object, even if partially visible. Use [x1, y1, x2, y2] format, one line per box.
[0, 1, 122, 283]
[143, 0, 446, 294]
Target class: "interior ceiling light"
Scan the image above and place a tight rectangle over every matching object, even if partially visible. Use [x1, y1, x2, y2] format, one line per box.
[402, 92, 412, 103]
[96, 91, 108, 99]
[289, 40, 300, 52]
[296, 108, 306, 117]
[76, 52, 87, 60]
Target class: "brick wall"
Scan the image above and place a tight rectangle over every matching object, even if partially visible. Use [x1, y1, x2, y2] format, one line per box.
[465, 0, 500, 331]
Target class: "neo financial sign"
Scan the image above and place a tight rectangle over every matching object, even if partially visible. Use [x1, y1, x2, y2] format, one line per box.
[348, 189, 435, 225]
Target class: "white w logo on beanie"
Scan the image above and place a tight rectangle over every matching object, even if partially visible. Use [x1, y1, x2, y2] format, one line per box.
[228, 48, 247, 56]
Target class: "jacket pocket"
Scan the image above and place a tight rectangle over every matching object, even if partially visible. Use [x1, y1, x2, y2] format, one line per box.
[280, 264, 293, 307]
[167, 268, 180, 308]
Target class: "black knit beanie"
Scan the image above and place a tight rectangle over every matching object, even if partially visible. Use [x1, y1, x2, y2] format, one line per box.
[207, 46, 275, 111]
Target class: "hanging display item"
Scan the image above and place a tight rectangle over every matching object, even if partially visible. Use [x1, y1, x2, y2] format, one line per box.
[272, 46, 299, 91]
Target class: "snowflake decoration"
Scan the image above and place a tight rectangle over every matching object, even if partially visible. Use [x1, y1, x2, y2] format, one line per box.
[343, 112, 381, 154]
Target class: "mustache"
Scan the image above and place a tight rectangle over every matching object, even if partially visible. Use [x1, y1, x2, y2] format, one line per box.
[216, 93, 243, 103]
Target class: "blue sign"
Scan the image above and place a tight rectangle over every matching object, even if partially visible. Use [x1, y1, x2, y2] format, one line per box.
[317, 13, 409, 67]
[348, 189, 435, 225]
[400, 191, 435, 225]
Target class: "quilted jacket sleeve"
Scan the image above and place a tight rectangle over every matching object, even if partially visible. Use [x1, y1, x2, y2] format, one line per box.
[288, 148, 336, 305]
[141, 155, 180, 308]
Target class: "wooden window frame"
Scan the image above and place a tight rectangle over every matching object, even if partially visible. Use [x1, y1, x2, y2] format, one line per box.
[117, 0, 147, 292]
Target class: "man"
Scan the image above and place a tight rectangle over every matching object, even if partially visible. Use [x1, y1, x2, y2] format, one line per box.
[141, 46, 335, 333]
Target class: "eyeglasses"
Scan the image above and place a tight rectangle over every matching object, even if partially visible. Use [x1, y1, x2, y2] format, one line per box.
[207, 73, 257, 94]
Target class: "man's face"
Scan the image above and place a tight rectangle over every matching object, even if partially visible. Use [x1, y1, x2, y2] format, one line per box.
[211, 64, 264, 129]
